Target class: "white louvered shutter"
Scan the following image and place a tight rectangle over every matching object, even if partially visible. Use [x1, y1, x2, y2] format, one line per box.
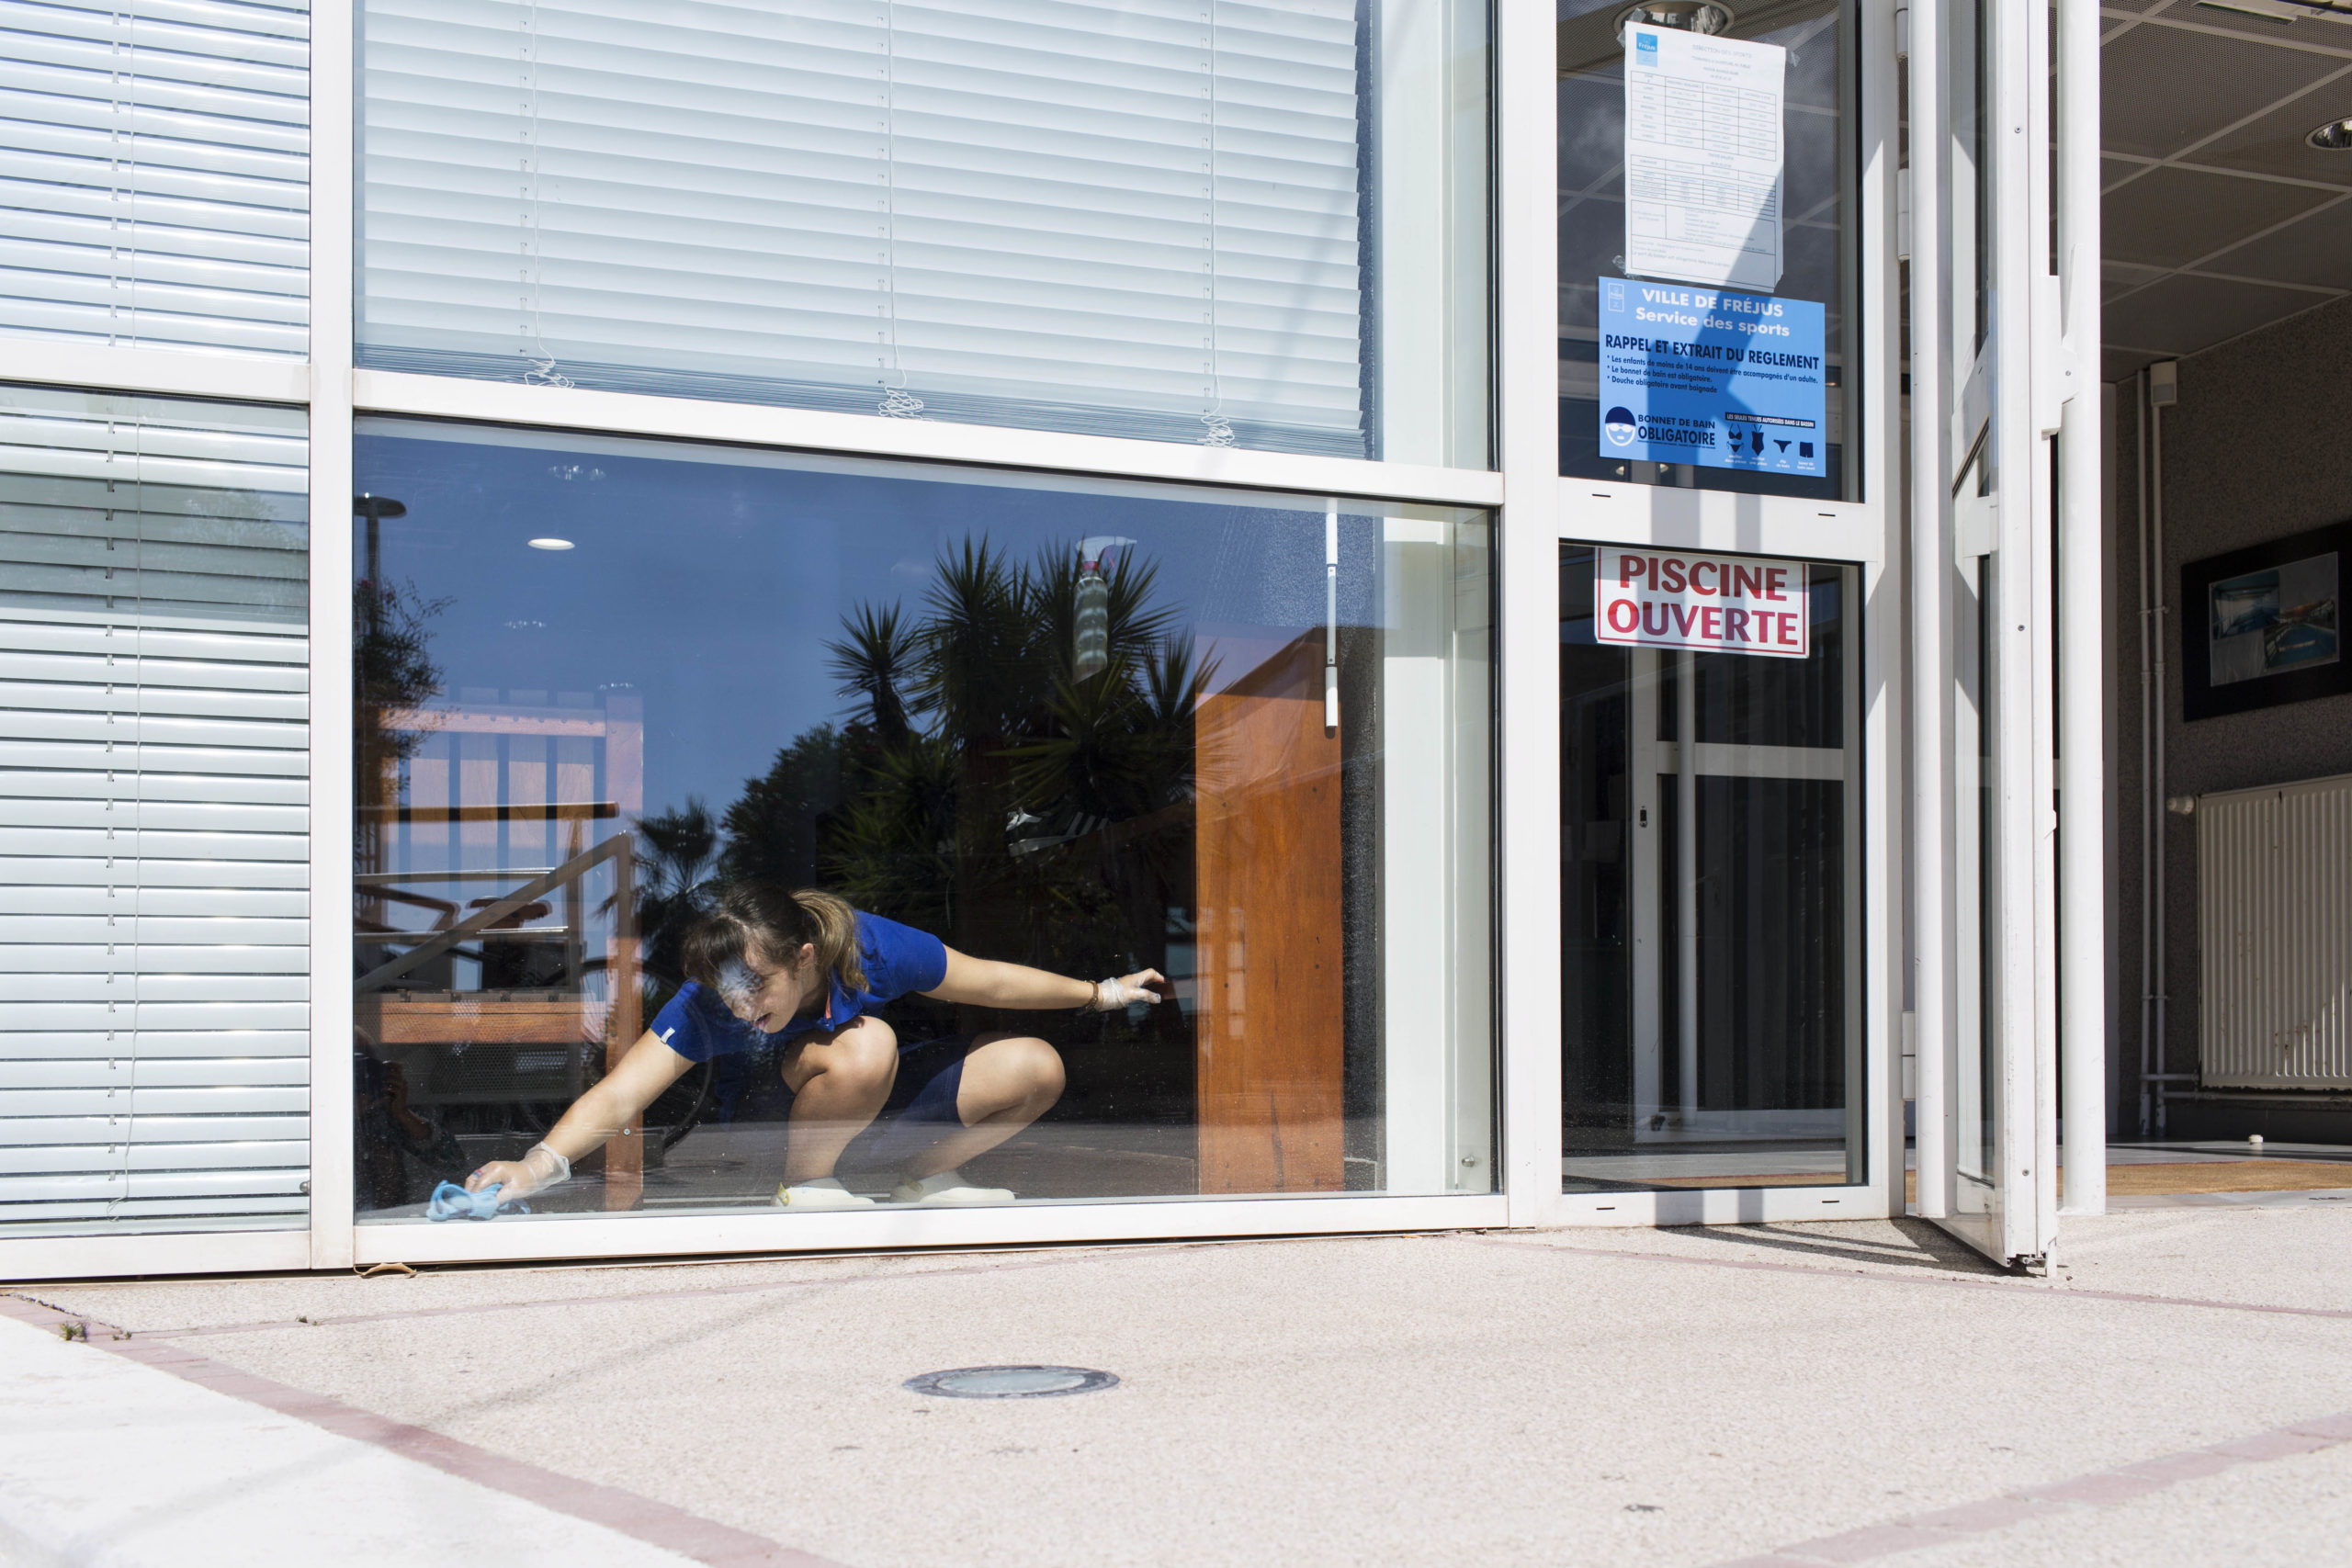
[0, 383, 309, 1235]
[357, 0, 1366, 454]
[0, 0, 311, 357]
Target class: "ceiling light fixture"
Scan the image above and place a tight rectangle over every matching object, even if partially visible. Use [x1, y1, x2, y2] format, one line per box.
[527, 537, 575, 551]
[2311, 117, 2352, 151]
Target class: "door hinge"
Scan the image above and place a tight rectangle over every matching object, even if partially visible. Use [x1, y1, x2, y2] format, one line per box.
[2033, 274, 2066, 436]
[2052, 245, 2089, 415]
[1956, 491, 1998, 559]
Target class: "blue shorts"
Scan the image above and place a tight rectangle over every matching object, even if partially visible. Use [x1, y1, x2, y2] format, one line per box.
[832, 1032, 976, 1175]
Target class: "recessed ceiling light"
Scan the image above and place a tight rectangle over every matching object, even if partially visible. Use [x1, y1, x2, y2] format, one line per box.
[527, 537, 575, 551]
[2311, 117, 2352, 152]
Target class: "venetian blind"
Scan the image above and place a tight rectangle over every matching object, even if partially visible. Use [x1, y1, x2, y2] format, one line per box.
[0, 383, 310, 1235]
[0, 0, 311, 357]
[357, 0, 1367, 455]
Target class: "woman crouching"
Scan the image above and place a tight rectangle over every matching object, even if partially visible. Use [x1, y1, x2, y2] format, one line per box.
[465, 884, 1164, 1209]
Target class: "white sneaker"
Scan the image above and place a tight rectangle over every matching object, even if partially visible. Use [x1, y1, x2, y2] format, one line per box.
[891, 1169, 1016, 1206]
[774, 1178, 877, 1211]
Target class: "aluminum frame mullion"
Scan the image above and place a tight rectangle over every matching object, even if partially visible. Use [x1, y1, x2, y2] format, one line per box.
[2053, 0, 2106, 1220]
[2024, 0, 2063, 1264]
[356, 1194, 1513, 1268]
[1905, 0, 1955, 1224]
[1548, 482, 1887, 568]
[1982, 0, 2054, 1269]
[1860, 0, 1907, 1221]
[0, 344, 308, 404]
[0, 1229, 312, 1281]
[1496, 0, 1565, 1229]
[304, 0, 356, 1273]
[346, 371, 1505, 511]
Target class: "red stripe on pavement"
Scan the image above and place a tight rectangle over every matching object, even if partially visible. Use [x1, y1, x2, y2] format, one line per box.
[0, 1294, 844, 1568]
[1709, 1408, 2352, 1566]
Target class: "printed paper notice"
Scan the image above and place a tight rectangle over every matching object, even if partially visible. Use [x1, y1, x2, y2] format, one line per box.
[1595, 547, 1811, 660]
[1623, 22, 1786, 291]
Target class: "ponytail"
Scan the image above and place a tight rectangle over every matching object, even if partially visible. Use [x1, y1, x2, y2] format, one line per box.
[791, 888, 865, 993]
[682, 884, 867, 996]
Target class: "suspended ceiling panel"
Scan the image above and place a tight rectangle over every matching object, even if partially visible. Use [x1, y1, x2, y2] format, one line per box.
[2102, 2, 2352, 379]
[2105, 272, 2337, 355]
[2104, 165, 2335, 265]
[2102, 25, 2341, 157]
[2209, 196, 2352, 289]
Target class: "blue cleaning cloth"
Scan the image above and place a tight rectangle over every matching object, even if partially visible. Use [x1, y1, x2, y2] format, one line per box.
[425, 1180, 529, 1221]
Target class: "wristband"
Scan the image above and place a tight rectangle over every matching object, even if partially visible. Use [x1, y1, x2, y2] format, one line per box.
[1085, 976, 1157, 1012]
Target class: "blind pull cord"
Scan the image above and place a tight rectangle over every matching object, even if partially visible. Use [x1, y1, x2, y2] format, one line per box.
[1199, 0, 1234, 447]
[520, 0, 571, 387]
[876, 0, 924, 417]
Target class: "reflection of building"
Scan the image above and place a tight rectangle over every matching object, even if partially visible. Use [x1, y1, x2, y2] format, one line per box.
[1072, 536, 1135, 681]
[354, 693, 645, 1210]
[1195, 633, 1346, 1193]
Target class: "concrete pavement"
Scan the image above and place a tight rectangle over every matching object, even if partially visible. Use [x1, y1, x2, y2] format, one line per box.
[0, 1302, 707, 1568]
[7, 1205, 2352, 1567]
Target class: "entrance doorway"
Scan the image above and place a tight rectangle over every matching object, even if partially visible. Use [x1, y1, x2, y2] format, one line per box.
[1561, 546, 1866, 1193]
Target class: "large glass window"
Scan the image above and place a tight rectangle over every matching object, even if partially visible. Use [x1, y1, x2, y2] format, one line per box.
[352, 421, 1491, 1221]
[1559, 541, 1862, 1190]
[0, 385, 311, 1235]
[356, 0, 1490, 466]
[1556, 1, 1855, 499]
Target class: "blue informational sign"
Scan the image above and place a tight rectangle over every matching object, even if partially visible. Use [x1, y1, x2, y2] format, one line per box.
[1597, 276, 1827, 478]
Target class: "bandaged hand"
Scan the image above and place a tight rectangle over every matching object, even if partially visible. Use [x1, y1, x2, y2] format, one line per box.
[1087, 969, 1168, 1012]
[463, 1142, 571, 1198]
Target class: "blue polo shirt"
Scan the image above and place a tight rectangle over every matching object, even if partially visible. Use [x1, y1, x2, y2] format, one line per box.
[648, 910, 949, 1063]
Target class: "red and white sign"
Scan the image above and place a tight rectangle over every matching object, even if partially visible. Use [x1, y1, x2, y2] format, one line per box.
[1594, 547, 1810, 660]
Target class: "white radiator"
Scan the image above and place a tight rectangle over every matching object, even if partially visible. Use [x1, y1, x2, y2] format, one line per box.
[2198, 773, 2352, 1089]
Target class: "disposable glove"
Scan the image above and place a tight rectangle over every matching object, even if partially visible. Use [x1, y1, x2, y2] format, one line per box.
[1086, 970, 1166, 1011]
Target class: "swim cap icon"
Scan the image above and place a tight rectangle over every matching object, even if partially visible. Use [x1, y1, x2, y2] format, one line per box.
[1603, 406, 1638, 447]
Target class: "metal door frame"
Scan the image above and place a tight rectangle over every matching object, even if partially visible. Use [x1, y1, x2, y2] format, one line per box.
[1541, 0, 1906, 1228]
[1905, 0, 2103, 1269]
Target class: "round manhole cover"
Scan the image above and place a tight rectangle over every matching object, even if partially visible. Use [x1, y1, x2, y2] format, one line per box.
[903, 1365, 1118, 1399]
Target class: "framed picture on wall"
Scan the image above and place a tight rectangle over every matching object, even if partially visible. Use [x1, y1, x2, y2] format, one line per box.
[2181, 518, 2352, 721]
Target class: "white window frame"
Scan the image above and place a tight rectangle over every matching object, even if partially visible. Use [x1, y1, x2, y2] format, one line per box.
[0, 0, 1917, 1278]
[314, 0, 1521, 1265]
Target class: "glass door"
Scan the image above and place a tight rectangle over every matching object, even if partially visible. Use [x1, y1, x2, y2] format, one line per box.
[1562, 545, 1865, 1195]
[1911, 0, 2058, 1267]
[1553, 0, 1897, 1218]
